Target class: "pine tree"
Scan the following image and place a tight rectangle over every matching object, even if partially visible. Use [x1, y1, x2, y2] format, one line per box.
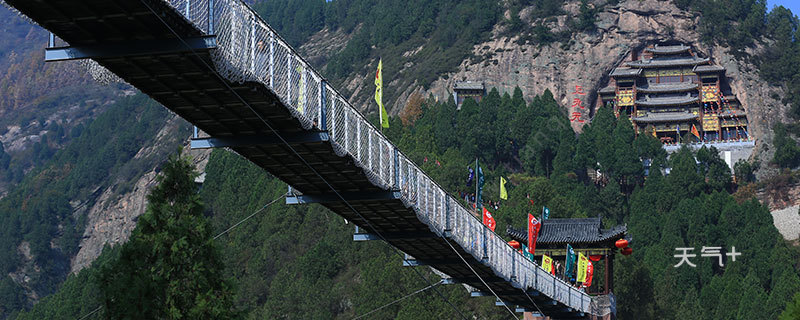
[98, 153, 236, 319]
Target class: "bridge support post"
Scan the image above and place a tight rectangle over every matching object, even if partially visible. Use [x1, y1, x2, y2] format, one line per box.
[320, 81, 327, 130]
[208, 0, 214, 34]
[249, 19, 255, 74]
[269, 33, 274, 88]
[393, 148, 399, 189]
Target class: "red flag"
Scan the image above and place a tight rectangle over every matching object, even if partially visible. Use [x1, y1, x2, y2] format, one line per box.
[584, 261, 594, 287]
[527, 214, 540, 255]
[482, 207, 496, 232]
[691, 124, 701, 139]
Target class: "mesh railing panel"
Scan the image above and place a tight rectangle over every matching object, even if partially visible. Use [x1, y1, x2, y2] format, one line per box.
[143, 0, 599, 314]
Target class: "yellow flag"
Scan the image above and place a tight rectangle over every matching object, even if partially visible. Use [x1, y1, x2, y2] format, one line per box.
[542, 255, 553, 273]
[499, 176, 508, 200]
[296, 65, 305, 113]
[375, 59, 389, 128]
[576, 252, 588, 283]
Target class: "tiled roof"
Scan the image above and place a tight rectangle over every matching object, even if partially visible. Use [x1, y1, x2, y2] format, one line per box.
[637, 82, 698, 93]
[599, 86, 617, 94]
[626, 57, 710, 68]
[693, 65, 725, 73]
[633, 111, 699, 123]
[644, 44, 690, 54]
[505, 217, 627, 245]
[454, 81, 485, 90]
[610, 68, 642, 77]
[635, 96, 699, 107]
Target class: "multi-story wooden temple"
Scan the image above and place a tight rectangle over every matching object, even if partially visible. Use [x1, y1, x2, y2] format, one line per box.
[506, 217, 628, 295]
[598, 43, 751, 144]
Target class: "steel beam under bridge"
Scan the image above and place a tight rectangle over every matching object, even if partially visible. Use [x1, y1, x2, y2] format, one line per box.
[45, 35, 217, 62]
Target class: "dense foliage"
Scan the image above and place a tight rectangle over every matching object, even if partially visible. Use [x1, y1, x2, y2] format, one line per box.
[253, 0, 501, 108]
[97, 154, 236, 319]
[6, 1, 800, 319]
[0, 95, 183, 318]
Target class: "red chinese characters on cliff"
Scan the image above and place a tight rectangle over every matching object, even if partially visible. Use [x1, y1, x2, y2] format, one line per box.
[570, 85, 585, 123]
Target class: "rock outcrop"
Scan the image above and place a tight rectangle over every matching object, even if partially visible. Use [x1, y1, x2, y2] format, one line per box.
[70, 115, 211, 273]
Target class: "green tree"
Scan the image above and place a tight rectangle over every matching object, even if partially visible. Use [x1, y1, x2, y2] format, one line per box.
[773, 122, 800, 168]
[781, 292, 800, 320]
[611, 115, 643, 188]
[733, 159, 755, 185]
[98, 153, 236, 319]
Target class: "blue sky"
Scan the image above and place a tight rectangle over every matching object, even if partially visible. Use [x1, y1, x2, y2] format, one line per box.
[767, 0, 800, 16]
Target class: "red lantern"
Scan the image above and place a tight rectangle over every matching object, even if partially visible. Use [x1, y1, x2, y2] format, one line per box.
[508, 240, 521, 249]
[589, 255, 602, 262]
[615, 239, 629, 249]
[621, 247, 633, 256]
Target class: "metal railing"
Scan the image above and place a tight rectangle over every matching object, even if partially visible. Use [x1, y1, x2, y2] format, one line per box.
[164, 0, 596, 314]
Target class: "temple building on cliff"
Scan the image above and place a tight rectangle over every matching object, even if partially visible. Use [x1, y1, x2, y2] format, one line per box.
[598, 43, 752, 145]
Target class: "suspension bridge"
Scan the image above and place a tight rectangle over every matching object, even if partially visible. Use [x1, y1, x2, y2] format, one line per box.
[2, 0, 606, 318]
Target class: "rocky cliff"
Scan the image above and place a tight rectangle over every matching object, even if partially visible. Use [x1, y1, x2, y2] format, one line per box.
[427, 0, 783, 175]
[317, 0, 786, 178]
[70, 115, 210, 273]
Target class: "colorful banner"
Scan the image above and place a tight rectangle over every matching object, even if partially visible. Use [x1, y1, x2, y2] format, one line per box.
[521, 244, 535, 262]
[476, 162, 485, 208]
[701, 84, 719, 103]
[584, 261, 594, 287]
[703, 114, 720, 131]
[527, 214, 540, 255]
[375, 59, 389, 128]
[691, 124, 701, 139]
[482, 207, 496, 232]
[577, 252, 589, 283]
[542, 255, 554, 274]
[565, 244, 576, 279]
[499, 176, 508, 200]
[542, 206, 550, 220]
[466, 167, 474, 187]
[616, 89, 634, 107]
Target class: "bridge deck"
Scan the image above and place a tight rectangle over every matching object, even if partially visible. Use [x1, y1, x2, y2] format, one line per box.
[4, 0, 598, 318]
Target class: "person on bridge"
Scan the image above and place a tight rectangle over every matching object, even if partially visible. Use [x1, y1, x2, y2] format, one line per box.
[255, 40, 268, 81]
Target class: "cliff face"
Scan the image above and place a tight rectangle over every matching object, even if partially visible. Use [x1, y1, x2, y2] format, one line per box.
[422, 0, 783, 175]
[70, 115, 210, 273]
[313, 0, 783, 177]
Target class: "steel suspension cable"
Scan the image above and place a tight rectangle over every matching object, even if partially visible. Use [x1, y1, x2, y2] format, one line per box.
[136, 2, 470, 319]
[352, 280, 442, 320]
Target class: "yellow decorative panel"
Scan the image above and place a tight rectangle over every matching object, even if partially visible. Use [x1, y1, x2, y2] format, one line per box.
[702, 114, 719, 131]
[701, 84, 719, 103]
[616, 89, 634, 107]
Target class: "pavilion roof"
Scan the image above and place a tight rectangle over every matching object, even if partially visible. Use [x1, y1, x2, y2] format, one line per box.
[637, 82, 698, 93]
[454, 81, 484, 90]
[693, 65, 725, 73]
[644, 44, 691, 54]
[610, 68, 642, 77]
[635, 95, 699, 107]
[626, 57, 710, 68]
[506, 217, 627, 246]
[633, 111, 699, 123]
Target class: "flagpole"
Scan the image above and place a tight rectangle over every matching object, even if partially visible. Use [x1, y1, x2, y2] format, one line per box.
[475, 158, 479, 212]
[379, 57, 382, 134]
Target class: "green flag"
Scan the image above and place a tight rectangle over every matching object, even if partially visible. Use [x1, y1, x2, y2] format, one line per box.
[565, 244, 576, 279]
[476, 160, 485, 208]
